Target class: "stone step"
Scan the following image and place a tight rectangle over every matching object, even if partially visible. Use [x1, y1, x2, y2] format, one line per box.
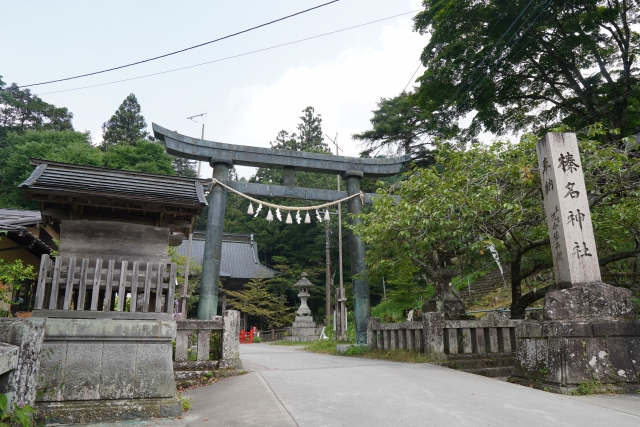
[465, 366, 515, 378]
[435, 352, 516, 378]
[173, 360, 219, 371]
[174, 370, 215, 381]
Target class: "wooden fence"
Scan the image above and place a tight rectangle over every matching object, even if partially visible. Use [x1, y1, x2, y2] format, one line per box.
[174, 320, 224, 361]
[34, 254, 177, 314]
[258, 329, 288, 342]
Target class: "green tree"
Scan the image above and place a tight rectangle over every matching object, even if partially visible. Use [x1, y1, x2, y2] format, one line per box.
[225, 278, 295, 329]
[101, 93, 149, 148]
[172, 156, 198, 178]
[413, 0, 640, 143]
[0, 130, 102, 208]
[353, 91, 444, 165]
[356, 128, 640, 319]
[0, 257, 36, 317]
[0, 76, 73, 142]
[102, 140, 175, 175]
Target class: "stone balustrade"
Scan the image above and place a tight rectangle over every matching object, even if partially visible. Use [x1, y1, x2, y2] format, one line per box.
[368, 313, 524, 357]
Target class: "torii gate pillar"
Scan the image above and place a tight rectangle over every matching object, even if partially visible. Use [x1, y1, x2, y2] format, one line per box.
[198, 160, 230, 320]
[345, 171, 369, 344]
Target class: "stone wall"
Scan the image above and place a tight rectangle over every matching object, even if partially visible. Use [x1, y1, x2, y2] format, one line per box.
[35, 315, 181, 424]
[511, 319, 640, 393]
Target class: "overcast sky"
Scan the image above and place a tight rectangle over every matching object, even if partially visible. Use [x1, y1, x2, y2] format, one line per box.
[2, 0, 426, 178]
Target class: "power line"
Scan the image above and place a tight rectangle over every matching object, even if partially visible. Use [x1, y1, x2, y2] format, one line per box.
[19, 0, 340, 88]
[443, 0, 539, 108]
[460, 0, 553, 106]
[403, 62, 422, 93]
[36, 10, 420, 96]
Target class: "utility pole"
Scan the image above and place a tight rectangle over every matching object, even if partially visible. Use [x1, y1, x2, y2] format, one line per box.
[187, 110, 206, 177]
[181, 110, 206, 319]
[325, 215, 331, 327]
[326, 132, 346, 340]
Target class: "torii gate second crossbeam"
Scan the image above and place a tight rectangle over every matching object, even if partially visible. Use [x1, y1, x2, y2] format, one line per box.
[153, 123, 409, 344]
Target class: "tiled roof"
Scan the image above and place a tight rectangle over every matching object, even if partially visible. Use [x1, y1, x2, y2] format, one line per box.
[0, 209, 52, 255]
[20, 159, 208, 208]
[175, 234, 277, 280]
[0, 209, 41, 227]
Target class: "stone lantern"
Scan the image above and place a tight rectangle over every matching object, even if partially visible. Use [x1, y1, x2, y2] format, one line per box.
[288, 273, 319, 341]
[293, 272, 314, 316]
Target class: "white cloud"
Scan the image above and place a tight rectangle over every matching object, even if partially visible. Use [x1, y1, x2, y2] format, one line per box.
[202, 14, 427, 179]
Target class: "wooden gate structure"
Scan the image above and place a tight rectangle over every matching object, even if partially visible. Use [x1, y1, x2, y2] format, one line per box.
[153, 123, 409, 343]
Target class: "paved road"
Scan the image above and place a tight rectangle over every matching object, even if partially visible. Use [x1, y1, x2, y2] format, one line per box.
[181, 343, 640, 427]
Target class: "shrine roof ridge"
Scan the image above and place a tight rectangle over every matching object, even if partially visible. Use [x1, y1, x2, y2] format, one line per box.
[153, 123, 410, 177]
[19, 159, 208, 208]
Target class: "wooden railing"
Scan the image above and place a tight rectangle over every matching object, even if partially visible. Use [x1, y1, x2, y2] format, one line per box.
[34, 254, 177, 314]
[174, 319, 224, 361]
[258, 328, 288, 342]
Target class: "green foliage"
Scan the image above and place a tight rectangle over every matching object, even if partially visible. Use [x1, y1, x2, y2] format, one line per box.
[102, 140, 175, 175]
[177, 394, 191, 412]
[252, 336, 262, 343]
[0, 130, 102, 208]
[571, 380, 602, 396]
[101, 93, 149, 148]
[0, 76, 73, 143]
[353, 91, 440, 165]
[168, 247, 202, 317]
[0, 133, 185, 211]
[226, 278, 295, 329]
[0, 259, 36, 316]
[0, 393, 35, 427]
[413, 0, 640, 142]
[172, 156, 198, 178]
[356, 127, 640, 318]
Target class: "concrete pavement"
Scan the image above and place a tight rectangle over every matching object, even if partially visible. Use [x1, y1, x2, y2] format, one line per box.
[179, 343, 640, 426]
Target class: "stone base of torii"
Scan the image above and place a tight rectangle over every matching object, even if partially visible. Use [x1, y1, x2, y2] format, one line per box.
[508, 133, 639, 394]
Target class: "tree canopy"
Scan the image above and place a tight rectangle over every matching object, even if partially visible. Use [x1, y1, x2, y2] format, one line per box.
[101, 93, 149, 148]
[352, 91, 442, 165]
[413, 0, 640, 142]
[0, 76, 73, 142]
[355, 127, 640, 318]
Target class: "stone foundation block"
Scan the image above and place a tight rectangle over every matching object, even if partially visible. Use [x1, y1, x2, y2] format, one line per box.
[0, 318, 45, 407]
[35, 397, 181, 424]
[510, 319, 640, 394]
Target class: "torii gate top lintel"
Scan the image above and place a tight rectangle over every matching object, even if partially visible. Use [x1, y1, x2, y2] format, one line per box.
[153, 123, 409, 177]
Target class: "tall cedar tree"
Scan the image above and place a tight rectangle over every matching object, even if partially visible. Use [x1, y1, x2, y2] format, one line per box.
[413, 0, 640, 144]
[101, 94, 149, 148]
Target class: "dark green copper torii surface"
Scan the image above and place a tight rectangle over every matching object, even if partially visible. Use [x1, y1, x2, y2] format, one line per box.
[153, 123, 409, 343]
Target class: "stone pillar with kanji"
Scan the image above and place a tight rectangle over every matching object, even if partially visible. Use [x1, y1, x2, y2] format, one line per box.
[536, 133, 633, 320]
[510, 133, 638, 395]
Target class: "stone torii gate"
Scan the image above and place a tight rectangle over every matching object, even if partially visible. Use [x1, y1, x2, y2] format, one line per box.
[153, 123, 409, 343]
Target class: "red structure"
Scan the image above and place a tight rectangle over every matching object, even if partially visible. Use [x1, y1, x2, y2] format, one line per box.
[239, 326, 257, 344]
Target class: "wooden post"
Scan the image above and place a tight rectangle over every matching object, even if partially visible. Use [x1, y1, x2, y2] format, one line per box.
[181, 233, 192, 319]
[90, 259, 103, 310]
[48, 257, 61, 310]
[77, 258, 89, 310]
[130, 261, 139, 312]
[115, 261, 127, 311]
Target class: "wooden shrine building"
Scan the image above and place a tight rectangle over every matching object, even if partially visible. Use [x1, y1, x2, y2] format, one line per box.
[19, 159, 208, 315]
